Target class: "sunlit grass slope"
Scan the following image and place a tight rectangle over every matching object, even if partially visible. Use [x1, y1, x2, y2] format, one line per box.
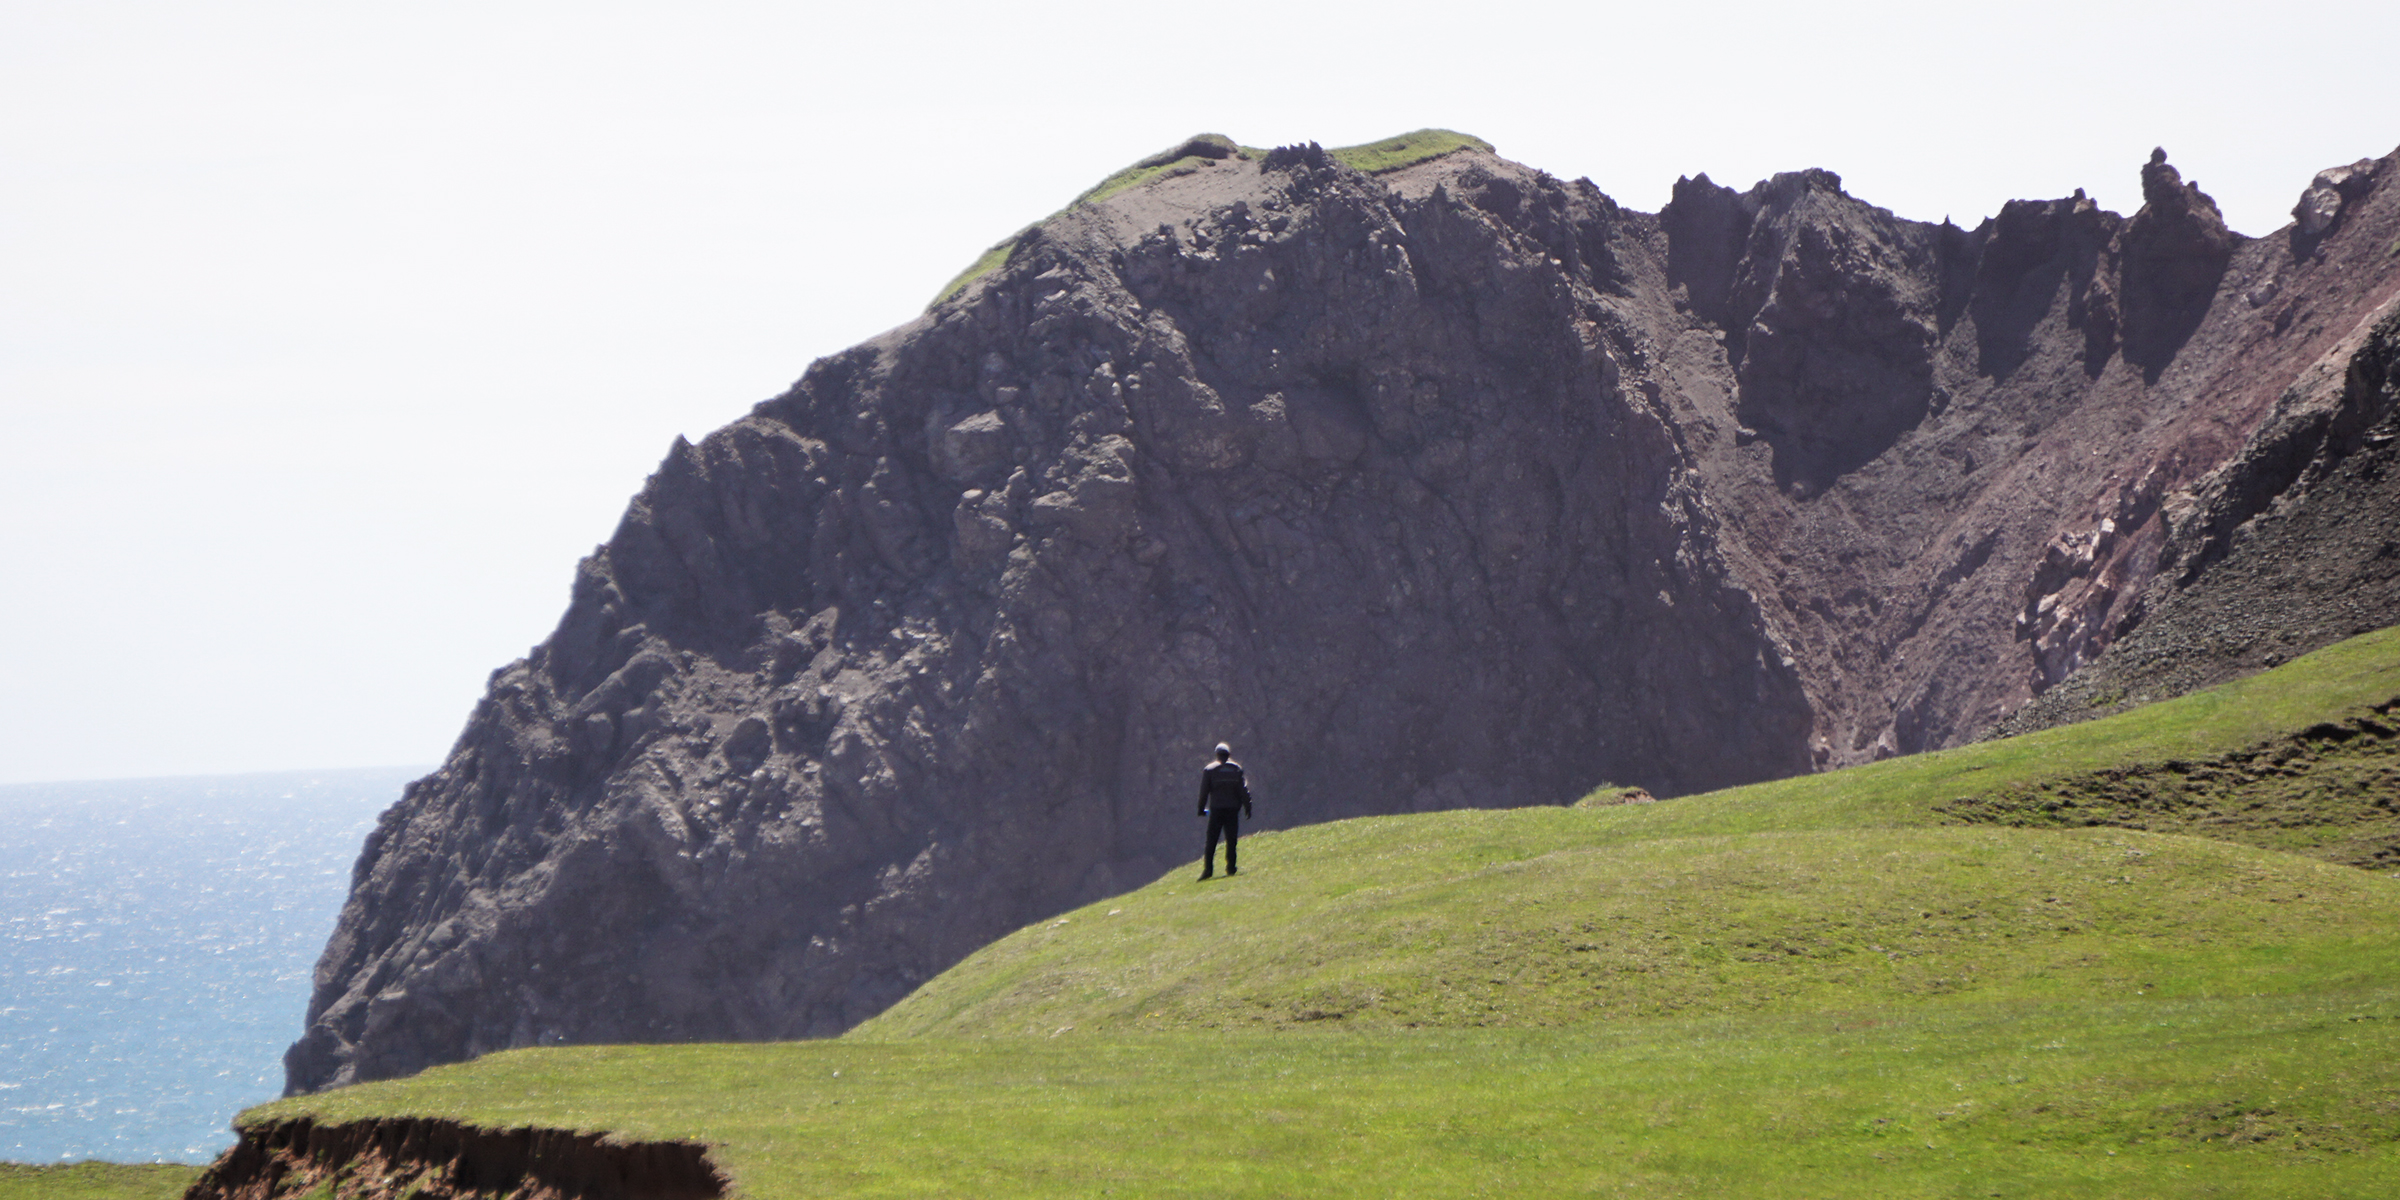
[865, 626, 2400, 1038]
[239, 629, 2400, 1197]
[863, 825, 2399, 1039]
[1562, 622, 2400, 846]
[252, 991, 2400, 1198]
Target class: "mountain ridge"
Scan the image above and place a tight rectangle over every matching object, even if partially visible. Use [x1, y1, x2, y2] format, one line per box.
[287, 130, 2400, 1094]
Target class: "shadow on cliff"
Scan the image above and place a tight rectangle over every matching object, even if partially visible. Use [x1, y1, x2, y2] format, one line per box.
[2117, 150, 2237, 383]
[1966, 192, 2119, 381]
[1664, 168, 1972, 492]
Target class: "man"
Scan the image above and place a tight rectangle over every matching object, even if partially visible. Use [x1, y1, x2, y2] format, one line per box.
[1196, 742, 1253, 880]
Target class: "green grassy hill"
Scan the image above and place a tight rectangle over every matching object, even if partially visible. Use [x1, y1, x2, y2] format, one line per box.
[221, 627, 2400, 1196]
[868, 624, 2398, 1040]
[862, 824, 2397, 1040]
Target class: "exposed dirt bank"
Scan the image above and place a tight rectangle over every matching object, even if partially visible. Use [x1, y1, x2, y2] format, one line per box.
[186, 1118, 723, 1200]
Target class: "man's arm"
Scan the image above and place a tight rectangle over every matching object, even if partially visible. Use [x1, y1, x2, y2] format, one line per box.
[1198, 769, 1210, 816]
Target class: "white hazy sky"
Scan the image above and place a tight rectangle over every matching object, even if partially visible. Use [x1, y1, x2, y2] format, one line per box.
[4, 0, 2395, 785]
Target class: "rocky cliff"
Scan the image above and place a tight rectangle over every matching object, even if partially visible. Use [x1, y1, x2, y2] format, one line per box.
[288, 134, 2400, 1093]
[1993, 279, 2400, 734]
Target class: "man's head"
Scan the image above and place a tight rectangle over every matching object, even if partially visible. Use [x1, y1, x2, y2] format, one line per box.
[1215, 743, 1232, 762]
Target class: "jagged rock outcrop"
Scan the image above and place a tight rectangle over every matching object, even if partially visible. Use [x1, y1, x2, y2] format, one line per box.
[2117, 149, 2238, 377]
[288, 135, 2400, 1094]
[2295, 158, 2382, 244]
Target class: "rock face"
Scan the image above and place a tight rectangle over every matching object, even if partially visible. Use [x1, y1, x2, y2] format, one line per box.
[288, 137, 2400, 1094]
[1992, 294, 2400, 735]
[2117, 149, 2238, 378]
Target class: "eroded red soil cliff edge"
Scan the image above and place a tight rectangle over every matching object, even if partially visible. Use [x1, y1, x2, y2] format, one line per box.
[188, 1118, 723, 1200]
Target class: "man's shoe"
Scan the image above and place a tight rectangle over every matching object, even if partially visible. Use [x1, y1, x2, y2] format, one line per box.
[1197, 869, 1213, 881]
[1227, 867, 1238, 875]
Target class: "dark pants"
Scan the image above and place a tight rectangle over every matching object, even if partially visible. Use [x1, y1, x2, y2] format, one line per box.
[1203, 806, 1241, 874]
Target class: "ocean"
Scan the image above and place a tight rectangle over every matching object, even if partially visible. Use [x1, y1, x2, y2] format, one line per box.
[0, 766, 421, 1164]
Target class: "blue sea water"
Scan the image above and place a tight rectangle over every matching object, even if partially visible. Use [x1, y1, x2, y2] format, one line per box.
[0, 767, 421, 1164]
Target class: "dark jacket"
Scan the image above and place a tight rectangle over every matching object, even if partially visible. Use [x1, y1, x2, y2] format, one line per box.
[1199, 761, 1252, 815]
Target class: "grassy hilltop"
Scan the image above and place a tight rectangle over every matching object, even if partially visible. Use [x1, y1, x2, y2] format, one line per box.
[865, 627, 2400, 1040]
[235, 628, 2400, 1196]
[928, 128, 1494, 305]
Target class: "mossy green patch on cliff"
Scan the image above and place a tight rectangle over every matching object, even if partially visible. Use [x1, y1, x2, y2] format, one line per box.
[0, 1163, 203, 1200]
[1326, 128, 1493, 174]
[927, 241, 1018, 310]
[928, 128, 1492, 306]
[1068, 132, 1244, 209]
[928, 132, 1248, 307]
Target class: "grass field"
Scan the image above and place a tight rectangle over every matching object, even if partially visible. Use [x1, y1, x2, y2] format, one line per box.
[0, 1165, 200, 1200]
[210, 629, 2400, 1196]
[249, 989, 2400, 1197]
[864, 825, 2400, 1039]
[929, 128, 1491, 306]
[1554, 622, 2400, 849]
[856, 617, 2396, 1039]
